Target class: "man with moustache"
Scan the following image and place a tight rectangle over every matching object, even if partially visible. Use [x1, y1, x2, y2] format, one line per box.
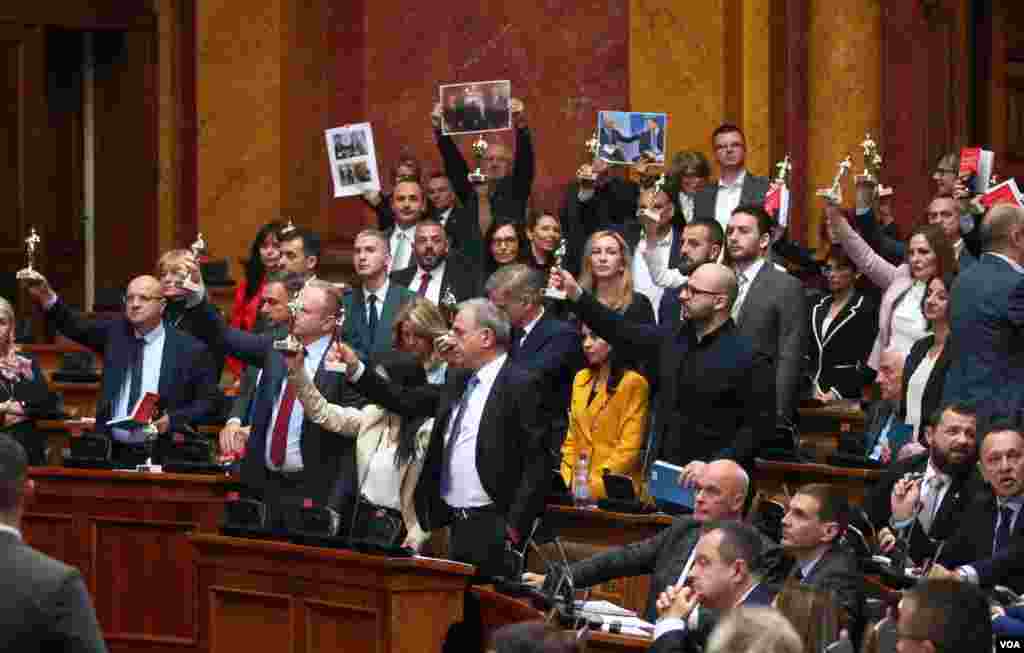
[869, 402, 986, 565]
[276, 225, 321, 280]
[390, 219, 481, 305]
[387, 180, 428, 273]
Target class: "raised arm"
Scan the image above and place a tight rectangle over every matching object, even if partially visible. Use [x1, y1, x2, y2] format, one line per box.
[288, 362, 364, 437]
[434, 121, 472, 204]
[855, 207, 905, 262]
[187, 300, 271, 368]
[828, 207, 900, 290]
[509, 124, 535, 199]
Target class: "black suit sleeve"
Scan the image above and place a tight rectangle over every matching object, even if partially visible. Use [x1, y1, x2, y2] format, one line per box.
[569, 521, 686, 590]
[648, 629, 701, 653]
[724, 349, 775, 462]
[45, 571, 108, 653]
[855, 208, 905, 263]
[507, 373, 552, 536]
[572, 291, 665, 375]
[166, 344, 219, 433]
[435, 130, 472, 204]
[228, 366, 260, 423]
[187, 300, 271, 368]
[509, 127, 535, 202]
[44, 300, 114, 354]
[15, 358, 58, 417]
[353, 364, 442, 418]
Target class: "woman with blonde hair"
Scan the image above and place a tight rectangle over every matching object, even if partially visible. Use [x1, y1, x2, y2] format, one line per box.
[578, 229, 654, 324]
[704, 607, 803, 653]
[0, 297, 57, 464]
[390, 297, 450, 385]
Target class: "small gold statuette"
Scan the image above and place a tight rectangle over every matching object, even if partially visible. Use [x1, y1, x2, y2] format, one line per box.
[816, 156, 852, 205]
[189, 232, 207, 259]
[543, 238, 569, 300]
[279, 218, 297, 237]
[774, 154, 792, 185]
[16, 227, 43, 281]
[273, 291, 305, 353]
[468, 136, 489, 183]
[440, 286, 459, 325]
[324, 305, 348, 373]
[585, 131, 600, 160]
[175, 233, 206, 293]
[856, 133, 883, 185]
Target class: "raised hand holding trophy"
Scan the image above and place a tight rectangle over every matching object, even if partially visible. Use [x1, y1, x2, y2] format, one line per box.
[816, 156, 852, 205]
[856, 133, 883, 184]
[543, 239, 569, 300]
[175, 233, 206, 293]
[273, 290, 305, 354]
[439, 286, 458, 326]
[16, 227, 44, 282]
[468, 136, 489, 184]
[323, 305, 348, 373]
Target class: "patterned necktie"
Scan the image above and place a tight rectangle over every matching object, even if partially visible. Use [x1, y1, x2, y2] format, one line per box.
[441, 375, 479, 494]
[731, 271, 748, 322]
[417, 271, 431, 296]
[918, 476, 946, 533]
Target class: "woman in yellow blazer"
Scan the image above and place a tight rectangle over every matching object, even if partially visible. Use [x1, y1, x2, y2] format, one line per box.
[562, 323, 650, 500]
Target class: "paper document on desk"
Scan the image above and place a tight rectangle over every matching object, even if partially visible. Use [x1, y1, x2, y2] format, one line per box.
[576, 600, 637, 617]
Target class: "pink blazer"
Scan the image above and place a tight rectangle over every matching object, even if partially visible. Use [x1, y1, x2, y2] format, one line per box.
[834, 217, 913, 370]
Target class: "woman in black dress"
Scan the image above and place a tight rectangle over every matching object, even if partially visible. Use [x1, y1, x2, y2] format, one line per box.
[0, 297, 57, 464]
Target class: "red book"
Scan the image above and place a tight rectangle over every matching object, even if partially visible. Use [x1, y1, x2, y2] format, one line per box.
[979, 179, 1023, 209]
[959, 146, 995, 193]
[763, 184, 790, 227]
[105, 392, 160, 430]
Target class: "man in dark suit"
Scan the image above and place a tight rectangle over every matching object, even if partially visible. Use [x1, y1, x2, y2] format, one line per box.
[931, 422, 1024, 593]
[390, 219, 482, 305]
[522, 459, 752, 622]
[342, 229, 416, 360]
[340, 298, 550, 578]
[635, 117, 665, 162]
[693, 124, 770, 230]
[386, 179, 427, 273]
[0, 434, 107, 652]
[559, 159, 640, 275]
[553, 262, 775, 467]
[725, 206, 808, 423]
[190, 280, 363, 510]
[486, 264, 582, 453]
[944, 204, 1024, 405]
[650, 521, 777, 653]
[426, 171, 486, 268]
[433, 98, 534, 225]
[26, 274, 218, 463]
[777, 484, 862, 629]
[217, 274, 303, 458]
[896, 580, 991, 653]
[869, 402, 984, 565]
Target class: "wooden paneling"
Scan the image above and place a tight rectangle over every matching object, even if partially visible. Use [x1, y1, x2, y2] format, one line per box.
[209, 588, 295, 653]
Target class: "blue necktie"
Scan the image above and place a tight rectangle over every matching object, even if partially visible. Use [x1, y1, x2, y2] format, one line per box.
[441, 375, 479, 494]
[995, 505, 1015, 554]
[366, 294, 378, 348]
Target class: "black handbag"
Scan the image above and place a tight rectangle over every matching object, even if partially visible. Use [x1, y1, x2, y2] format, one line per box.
[353, 496, 406, 547]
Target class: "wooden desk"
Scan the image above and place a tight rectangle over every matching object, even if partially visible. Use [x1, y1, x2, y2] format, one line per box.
[22, 342, 104, 377]
[23, 467, 236, 653]
[798, 401, 866, 461]
[753, 459, 882, 504]
[52, 381, 101, 417]
[191, 534, 474, 653]
[541, 505, 673, 617]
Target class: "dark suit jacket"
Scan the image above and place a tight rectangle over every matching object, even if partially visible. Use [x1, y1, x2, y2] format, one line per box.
[559, 177, 640, 275]
[227, 324, 288, 424]
[839, 399, 897, 456]
[341, 284, 416, 360]
[808, 291, 878, 400]
[189, 302, 363, 505]
[900, 334, 951, 441]
[735, 263, 808, 419]
[692, 173, 771, 223]
[45, 299, 218, 434]
[938, 488, 1024, 593]
[647, 581, 778, 653]
[0, 532, 107, 652]
[439, 204, 486, 269]
[353, 358, 550, 539]
[164, 299, 227, 381]
[866, 452, 986, 564]
[778, 545, 863, 629]
[656, 225, 687, 330]
[389, 250, 482, 304]
[436, 126, 534, 224]
[510, 311, 583, 452]
[572, 292, 775, 467]
[945, 253, 1024, 404]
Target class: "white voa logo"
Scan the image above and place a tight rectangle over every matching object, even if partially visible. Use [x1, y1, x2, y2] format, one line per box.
[999, 641, 1021, 649]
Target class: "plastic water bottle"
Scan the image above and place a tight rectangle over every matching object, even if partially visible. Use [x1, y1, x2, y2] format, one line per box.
[573, 451, 593, 508]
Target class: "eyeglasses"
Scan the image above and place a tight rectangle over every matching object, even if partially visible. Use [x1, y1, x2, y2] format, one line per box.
[124, 294, 163, 304]
[681, 283, 723, 297]
[933, 167, 957, 175]
[821, 265, 853, 274]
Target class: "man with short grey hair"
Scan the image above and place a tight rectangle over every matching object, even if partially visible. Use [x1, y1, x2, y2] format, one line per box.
[485, 264, 581, 452]
[344, 297, 550, 578]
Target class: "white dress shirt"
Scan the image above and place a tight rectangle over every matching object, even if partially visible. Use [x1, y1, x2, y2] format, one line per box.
[0, 523, 22, 540]
[633, 231, 675, 322]
[264, 334, 331, 472]
[443, 354, 507, 508]
[890, 281, 928, 355]
[112, 322, 166, 444]
[389, 225, 416, 271]
[714, 170, 747, 231]
[409, 261, 446, 305]
[518, 309, 544, 348]
[678, 193, 695, 223]
[437, 207, 453, 228]
[363, 281, 390, 325]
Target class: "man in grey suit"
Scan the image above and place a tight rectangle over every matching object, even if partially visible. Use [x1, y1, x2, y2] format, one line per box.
[943, 204, 1024, 405]
[521, 460, 753, 622]
[0, 434, 107, 652]
[693, 124, 771, 230]
[725, 205, 808, 423]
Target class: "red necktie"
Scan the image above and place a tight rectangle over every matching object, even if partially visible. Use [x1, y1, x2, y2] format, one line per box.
[269, 381, 297, 467]
[417, 271, 431, 296]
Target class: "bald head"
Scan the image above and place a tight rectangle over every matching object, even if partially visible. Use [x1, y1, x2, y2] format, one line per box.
[694, 459, 750, 521]
[691, 263, 739, 306]
[877, 348, 905, 402]
[124, 275, 166, 332]
[981, 204, 1024, 257]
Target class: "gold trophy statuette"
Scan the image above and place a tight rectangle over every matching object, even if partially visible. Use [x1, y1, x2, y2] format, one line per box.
[279, 218, 297, 237]
[440, 286, 459, 326]
[774, 154, 792, 185]
[324, 305, 348, 373]
[468, 136, 489, 184]
[273, 292, 305, 353]
[816, 156, 853, 205]
[16, 228, 43, 281]
[543, 239, 569, 300]
[856, 134, 883, 185]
